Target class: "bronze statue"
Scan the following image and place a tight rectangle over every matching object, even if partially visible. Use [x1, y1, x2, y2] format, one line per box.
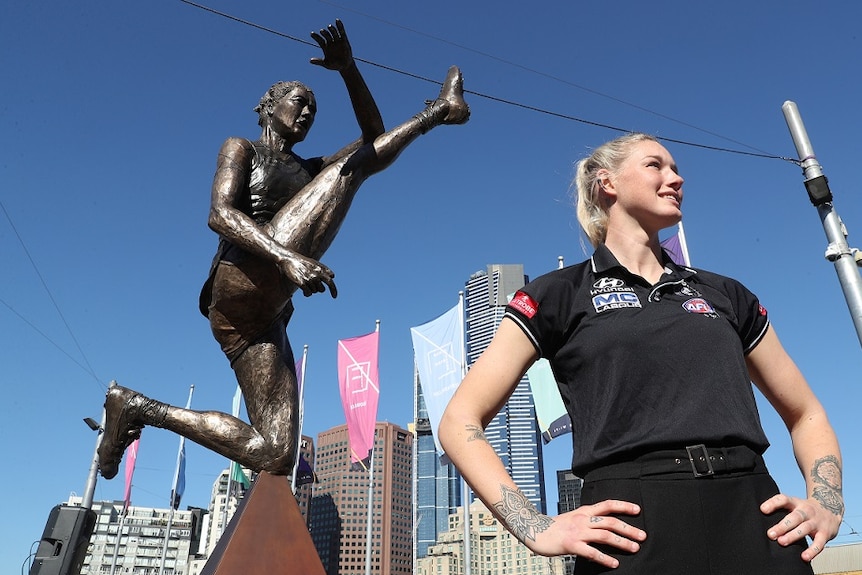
[97, 20, 469, 480]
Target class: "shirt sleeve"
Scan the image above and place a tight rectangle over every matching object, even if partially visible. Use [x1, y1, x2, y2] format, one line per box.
[503, 272, 577, 359]
[724, 277, 770, 353]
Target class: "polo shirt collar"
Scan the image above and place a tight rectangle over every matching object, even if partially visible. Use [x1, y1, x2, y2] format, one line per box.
[589, 243, 698, 281]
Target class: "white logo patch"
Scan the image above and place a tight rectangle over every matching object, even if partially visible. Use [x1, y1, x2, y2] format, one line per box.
[592, 291, 642, 313]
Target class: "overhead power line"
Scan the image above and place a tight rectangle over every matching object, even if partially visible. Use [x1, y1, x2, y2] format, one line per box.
[0, 199, 102, 386]
[178, 0, 799, 165]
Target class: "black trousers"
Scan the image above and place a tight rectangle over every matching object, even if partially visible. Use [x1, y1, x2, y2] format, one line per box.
[574, 446, 814, 575]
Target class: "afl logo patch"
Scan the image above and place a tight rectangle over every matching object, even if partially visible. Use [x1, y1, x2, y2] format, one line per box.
[683, 298, 718, 317]
[508, 291, 539, 319]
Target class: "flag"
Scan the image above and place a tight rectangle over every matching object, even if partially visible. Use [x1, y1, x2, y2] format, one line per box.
[660, 223, 691, 266]
[230, 461, 250, 489]
[410, 301, 464, 456]
[232, 384, 243, 419]
[226, 385, 251, 493]
[122, 438, 140, 511]
[169, 442, 186, 509]
[295, 455, 316, 486]
[295, 354, 305, 397]
[526, 359, 571, 443]
[337, 330, 380, 467]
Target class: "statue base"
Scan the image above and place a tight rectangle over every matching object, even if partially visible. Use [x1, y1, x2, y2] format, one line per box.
[201, 472, 325, 575]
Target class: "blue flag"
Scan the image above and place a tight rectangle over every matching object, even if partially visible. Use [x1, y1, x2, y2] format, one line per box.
[172, 441, 186, 509]
[410, 301, 464, 456]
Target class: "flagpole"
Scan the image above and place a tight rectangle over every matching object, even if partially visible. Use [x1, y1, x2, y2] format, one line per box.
[411, 362, 419, 575]
[108, 510, 126, 575]
[158, 384, 194, 575]
[291, 344, 309, 491]
[222, 386, 244, 538]
[457, 292, 473, 575]
[363, 320, 380, 575]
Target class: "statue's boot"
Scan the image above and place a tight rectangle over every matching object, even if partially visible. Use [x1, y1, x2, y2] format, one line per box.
[97, 385, 167, 479]
[414, 66, 470, 132]
[438, 65, 470, 125]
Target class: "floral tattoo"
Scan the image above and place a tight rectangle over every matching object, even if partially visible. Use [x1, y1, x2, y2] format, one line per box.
[493, 485, 553, 542]
[811, 455, 844, 516]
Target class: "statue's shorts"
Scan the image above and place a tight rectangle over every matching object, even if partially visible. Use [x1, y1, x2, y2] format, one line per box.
[202, 253, 295, 365]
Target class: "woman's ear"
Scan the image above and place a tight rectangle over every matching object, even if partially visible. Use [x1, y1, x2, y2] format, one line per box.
[596, 170, 615, 198]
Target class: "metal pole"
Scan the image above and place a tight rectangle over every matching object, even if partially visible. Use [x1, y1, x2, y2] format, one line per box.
[159, 385, 194, 575]
[782, 101, 862, 346]
[458, 292, 472, 575]
[82, 381, 113, 510]
[364, 432, 376, 575]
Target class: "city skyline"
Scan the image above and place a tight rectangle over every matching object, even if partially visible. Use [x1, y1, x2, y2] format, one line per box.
[6, 3, 862, 571]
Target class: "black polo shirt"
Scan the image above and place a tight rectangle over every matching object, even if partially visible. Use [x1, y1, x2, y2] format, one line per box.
[505, 244, 771, 476]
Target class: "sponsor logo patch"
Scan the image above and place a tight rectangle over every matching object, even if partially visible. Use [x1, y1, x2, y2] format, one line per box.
[758, 304, 767, 316]
[683, 298, 718, 318]
[592, 291, 642, 313]
[508, 291, 538, 319]
[593, 277, 625, 290]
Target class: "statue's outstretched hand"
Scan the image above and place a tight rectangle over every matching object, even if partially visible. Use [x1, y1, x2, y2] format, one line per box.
[309, 19, 353, 72]
[279, 253, 338, 298]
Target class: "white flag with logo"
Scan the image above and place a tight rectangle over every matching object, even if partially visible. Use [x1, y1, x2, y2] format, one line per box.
[410, 301, 463, 455]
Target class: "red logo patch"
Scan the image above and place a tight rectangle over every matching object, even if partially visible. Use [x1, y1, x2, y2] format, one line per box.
[509, 291, 539, 319]
[758, 304, 767, 316]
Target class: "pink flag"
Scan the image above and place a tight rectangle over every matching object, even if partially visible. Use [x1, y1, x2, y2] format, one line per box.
[337, 331, 380, 466]
[123, 438, 140, 511]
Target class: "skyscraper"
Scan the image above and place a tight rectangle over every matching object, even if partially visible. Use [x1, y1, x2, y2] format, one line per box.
[414, 375, 461, 560]
[556, 470, 583, 575]
[556, 469, 583, 514]
[310, 421, 413, 575]
[464, 264, 547, 513]
[295, 434, 316, 524]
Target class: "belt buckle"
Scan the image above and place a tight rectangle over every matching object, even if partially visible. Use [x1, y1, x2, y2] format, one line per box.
[686, 444, 714, 477]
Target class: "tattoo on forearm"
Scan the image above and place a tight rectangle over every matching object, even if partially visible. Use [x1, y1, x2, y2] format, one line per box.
[492, 485, 553, 542]
[811, 455, 844, 516]
[465, 424, 488, 443]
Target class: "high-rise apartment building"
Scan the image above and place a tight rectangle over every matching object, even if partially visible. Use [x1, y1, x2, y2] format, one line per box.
[416, 499, 565, 575]
[309, 421, 413, 575]
[414, 377, 461, 560]
[70, 496, 204, 575]
[195, 465, 250, 561]
[464, 264, 547, 513]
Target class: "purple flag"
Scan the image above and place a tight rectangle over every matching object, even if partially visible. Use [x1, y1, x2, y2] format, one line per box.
[660, 226, 691, 266]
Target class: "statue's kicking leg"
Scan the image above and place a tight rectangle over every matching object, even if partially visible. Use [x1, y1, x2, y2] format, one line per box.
[266, 65, 470, 259]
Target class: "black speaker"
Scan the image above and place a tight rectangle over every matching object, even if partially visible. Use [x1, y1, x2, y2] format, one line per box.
[30, 505, 97, 575]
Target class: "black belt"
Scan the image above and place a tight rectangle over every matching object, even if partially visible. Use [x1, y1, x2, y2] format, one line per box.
[584, 445, 765, 481]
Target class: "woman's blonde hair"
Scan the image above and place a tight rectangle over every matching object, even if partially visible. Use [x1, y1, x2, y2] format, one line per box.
[574, 132, 658, 246]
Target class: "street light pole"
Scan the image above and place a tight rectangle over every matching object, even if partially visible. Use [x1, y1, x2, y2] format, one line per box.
[782, 101, 862, 347]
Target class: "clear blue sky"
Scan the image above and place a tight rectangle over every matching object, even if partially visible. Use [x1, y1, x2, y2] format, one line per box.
[2, 1, 861, 571]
